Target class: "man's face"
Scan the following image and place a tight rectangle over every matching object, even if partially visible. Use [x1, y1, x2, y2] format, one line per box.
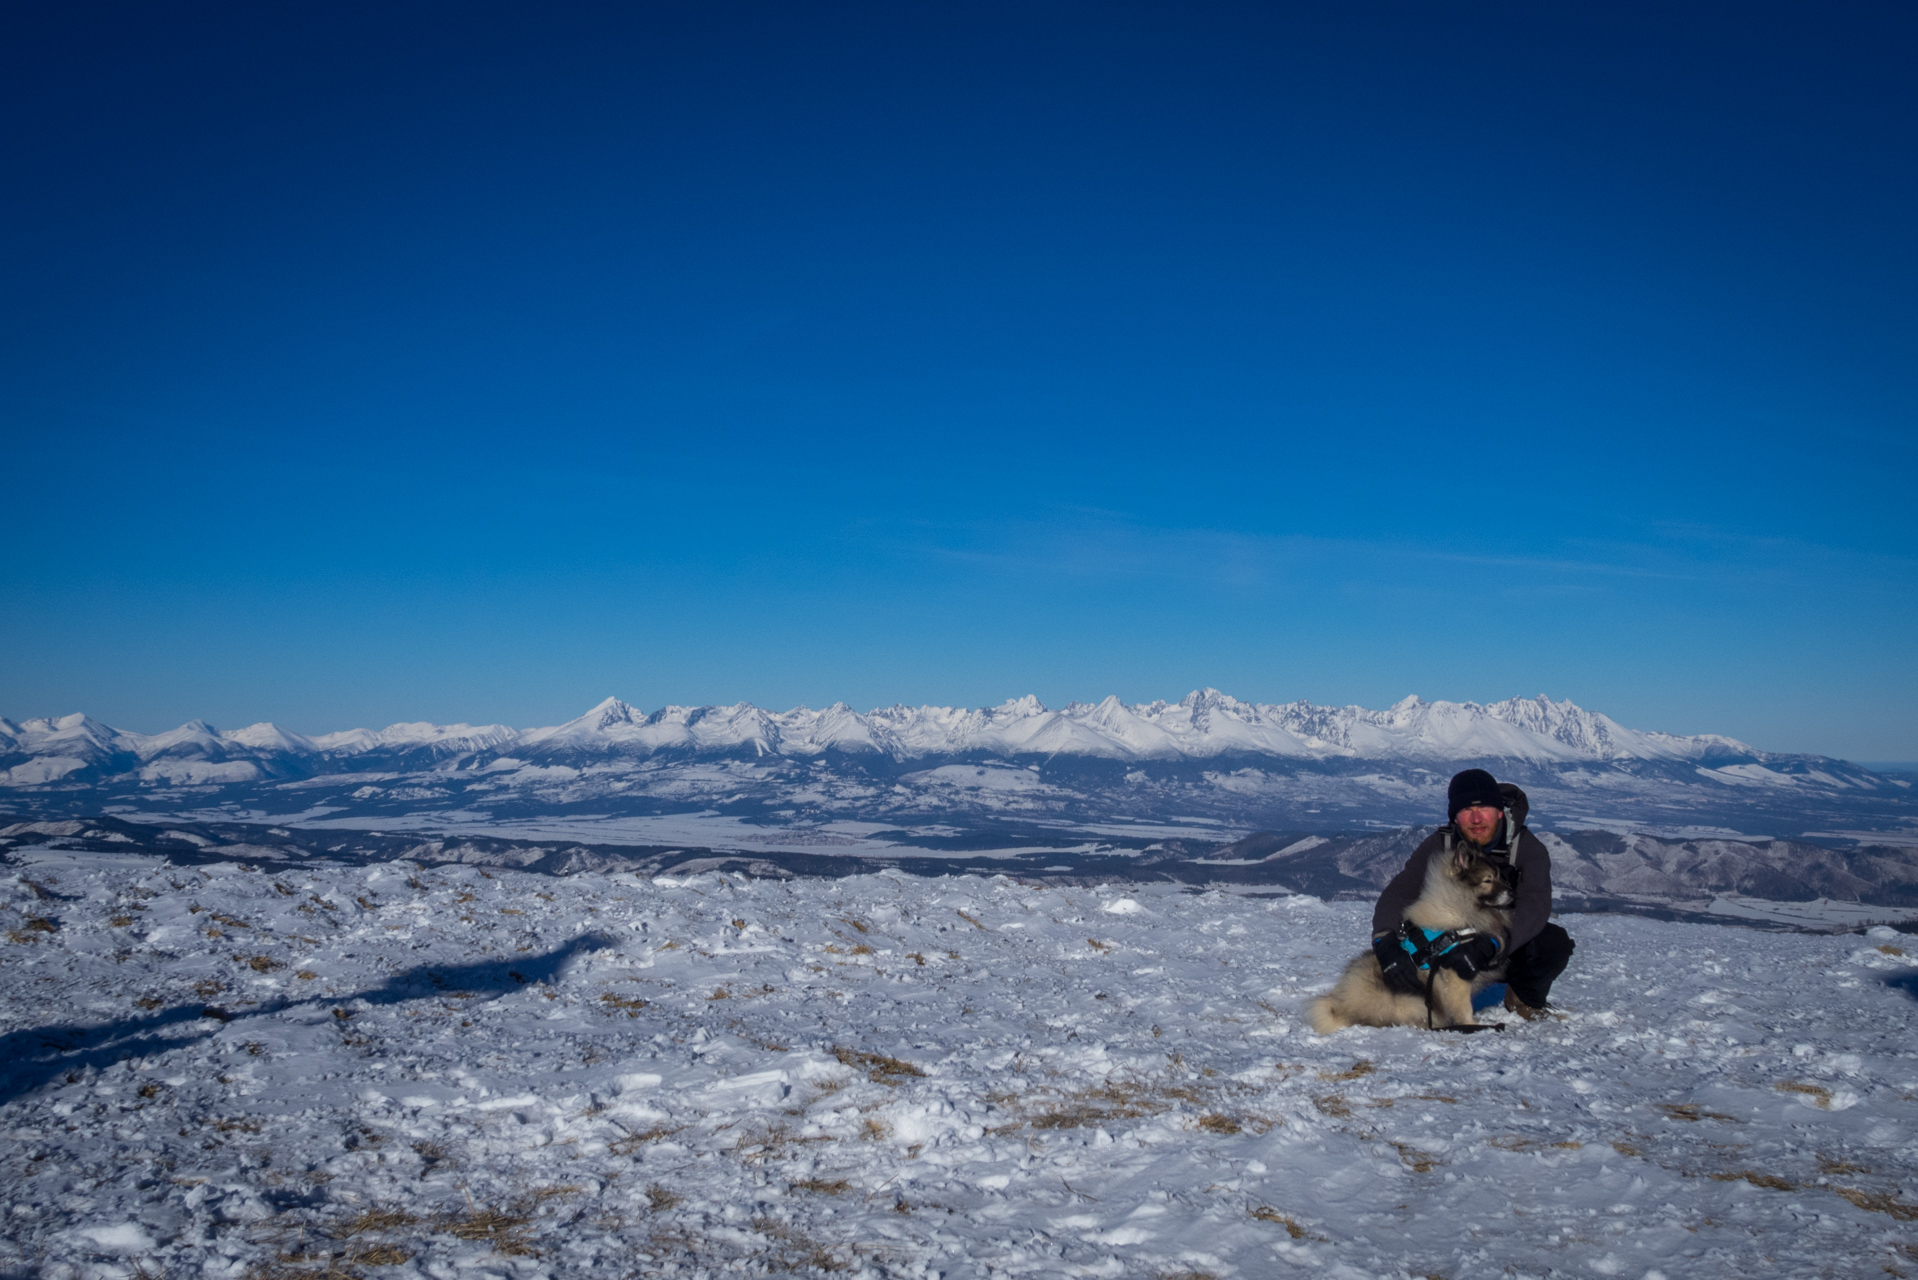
[1456, 804, 1502, 845]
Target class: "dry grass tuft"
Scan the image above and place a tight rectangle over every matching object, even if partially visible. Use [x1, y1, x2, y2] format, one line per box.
[599, 992, 648, 1013]
[1390, 1142, 1442, 1173]
[335, 1212, 414, 1243]
[1833, 1187, 1918, 1220]
[1711, 1171, 1794, 1191]
[1776, 1080, 1834, 1109]
[750, 1216, 852, 1272]
[1311, 1095, 1352, 1119]
[440, 1208, 534, 1254]
[793, 1177, 851, 1195]
[246, 955, 281, 972]
[1250, 1206, 1307, 1239]
[1657, 1102, 1740, 1123]
[609, 1125, 683, 1156]
[645, 1183, 683, 1211]
[1317, 1060, 1375, 1082]
[1818, 1153, 1871, 1175]
[1021, 1076, 1205, 1130]
[351, 1244, 411, 1265]
[1197, 1113, 1241, 1134]
[831, 1045, 925, 1084]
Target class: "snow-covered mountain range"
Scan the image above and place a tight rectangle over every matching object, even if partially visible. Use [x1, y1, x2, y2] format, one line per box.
[0, 690, 1879, 785]
[2, 691, 1910, 850]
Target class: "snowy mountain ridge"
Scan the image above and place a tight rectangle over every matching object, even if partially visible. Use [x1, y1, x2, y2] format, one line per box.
[0, 690, 1806, 785]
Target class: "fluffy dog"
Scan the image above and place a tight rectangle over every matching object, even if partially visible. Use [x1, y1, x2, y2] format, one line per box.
[1310, 844, 1514, 1033]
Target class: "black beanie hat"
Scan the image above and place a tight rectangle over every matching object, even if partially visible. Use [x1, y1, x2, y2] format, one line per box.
[1447, 768, 1505, 821]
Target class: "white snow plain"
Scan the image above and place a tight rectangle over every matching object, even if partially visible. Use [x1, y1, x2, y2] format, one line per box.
[5, 851, 1918, 1279]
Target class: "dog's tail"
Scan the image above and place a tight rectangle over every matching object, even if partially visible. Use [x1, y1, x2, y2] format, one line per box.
[1308, 994, 1344, 1035]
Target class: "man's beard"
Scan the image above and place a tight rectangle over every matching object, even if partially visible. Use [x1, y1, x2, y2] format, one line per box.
[1459, 822, 1503, 850]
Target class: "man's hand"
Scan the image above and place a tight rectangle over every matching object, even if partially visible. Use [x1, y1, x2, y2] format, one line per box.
[1372, 931, 1424, 995]
[1437, 933, 1500, 980]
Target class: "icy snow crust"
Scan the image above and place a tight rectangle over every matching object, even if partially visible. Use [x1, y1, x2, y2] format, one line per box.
[6, 851, 1918, 1278]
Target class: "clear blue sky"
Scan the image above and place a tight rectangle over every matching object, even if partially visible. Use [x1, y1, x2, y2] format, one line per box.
[3, 2, 1914, 760]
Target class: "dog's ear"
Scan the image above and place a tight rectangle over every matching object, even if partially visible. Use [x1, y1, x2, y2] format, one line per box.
[1452, 846, 1471, 873]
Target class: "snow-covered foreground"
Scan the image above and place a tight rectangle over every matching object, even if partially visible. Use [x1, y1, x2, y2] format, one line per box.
[5, 852, 1918, 1279]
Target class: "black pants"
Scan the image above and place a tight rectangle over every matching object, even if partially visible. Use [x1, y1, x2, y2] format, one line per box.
[1503, 922, 1574, 1007]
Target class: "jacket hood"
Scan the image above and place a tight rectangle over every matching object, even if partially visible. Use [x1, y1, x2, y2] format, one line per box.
[1499, 781, 1531, 829]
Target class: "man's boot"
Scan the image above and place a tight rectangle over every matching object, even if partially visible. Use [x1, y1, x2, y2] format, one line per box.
[1503, 988, 1546, 1021]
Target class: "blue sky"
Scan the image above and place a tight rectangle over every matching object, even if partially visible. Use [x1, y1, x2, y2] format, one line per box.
[3, 2, 1914, 759]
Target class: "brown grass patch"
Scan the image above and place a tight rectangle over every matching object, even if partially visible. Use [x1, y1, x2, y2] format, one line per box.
[1776, 1080, 1834, 1109]
[645, 1183, 682, 1211]
[1877, 944, 1906, 956]
[1711, 1171, 1794, 1191]
[599, 993, 648, 1013]
[1311, 1095, 1352, 1119]
[245, 955, 281, 972]
[749, 1217, 852, 1272]
[831, 1045, 925, 1085]
[337, 1208, 418, 1237]
[350, 1244, 411, 1265]
[1318, 1060, 1375, 1082]
[956, 909, 987, 930]
[1833, 1188, 1918, 1220]
[1818, 1153, 1871, 1175]
[1390, 1142, 1441, 1172]
[1024, 1076, 1206, 1130]
[1250, 1206, 1307, 1239]
[440, 1208, 534, 1254]
[793, 1177, 851, 1195]
[609, 1125, 682, 1156]
[1087, 938, 1112, 953]
[1198, 1113, 1241, 1134]
[136, 996, 163, 1010]
[1657, 1102, 1741, 1123]
[110, 916, 134, 927]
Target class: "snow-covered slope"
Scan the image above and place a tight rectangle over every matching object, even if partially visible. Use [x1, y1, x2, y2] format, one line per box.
[5, 846, 1917, 1276]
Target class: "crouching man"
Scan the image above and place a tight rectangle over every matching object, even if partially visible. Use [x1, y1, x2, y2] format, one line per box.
[1372, 768, 1575, 1019]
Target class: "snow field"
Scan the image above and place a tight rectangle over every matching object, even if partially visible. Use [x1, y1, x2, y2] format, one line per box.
[4, 851, 1918, 1279]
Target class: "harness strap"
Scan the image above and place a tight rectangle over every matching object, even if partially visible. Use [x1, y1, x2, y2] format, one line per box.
[1393, 923, 1483, 972]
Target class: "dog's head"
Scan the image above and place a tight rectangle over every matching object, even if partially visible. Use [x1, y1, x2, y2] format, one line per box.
[1451, 847, 1516, 909]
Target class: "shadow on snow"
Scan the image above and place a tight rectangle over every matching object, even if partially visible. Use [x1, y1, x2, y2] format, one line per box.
[0, 933, 614, 1106]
